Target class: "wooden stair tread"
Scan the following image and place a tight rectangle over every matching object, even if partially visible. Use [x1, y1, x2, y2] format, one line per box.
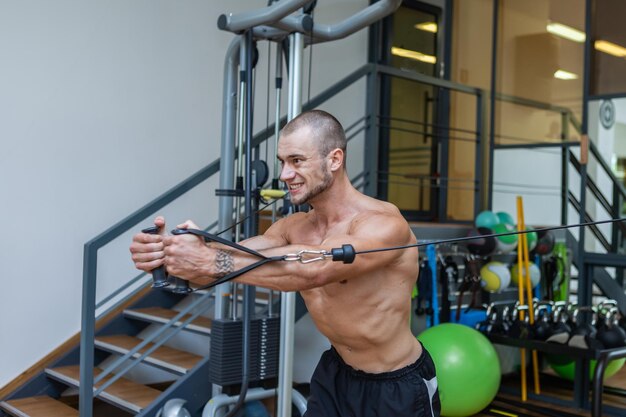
[45, 365, 161, 413]
[95, 334, 202, 373]
[1, 396, 78, 417]
[124, 307, 212, 334]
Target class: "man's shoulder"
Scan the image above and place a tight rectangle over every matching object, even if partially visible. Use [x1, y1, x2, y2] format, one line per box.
[353, 196, 403, 222]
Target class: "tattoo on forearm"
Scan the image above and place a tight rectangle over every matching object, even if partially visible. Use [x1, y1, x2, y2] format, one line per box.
[215, 249, 234, 278]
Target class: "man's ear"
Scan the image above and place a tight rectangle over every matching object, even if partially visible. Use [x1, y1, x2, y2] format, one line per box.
[329, 148, 344, 172]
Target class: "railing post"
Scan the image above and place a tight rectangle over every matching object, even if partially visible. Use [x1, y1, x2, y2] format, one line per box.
[364, 64, 379, 198]
[475, 91, 487, 218]
[561, 111, 570, 226]
[79, 243, 97, 417]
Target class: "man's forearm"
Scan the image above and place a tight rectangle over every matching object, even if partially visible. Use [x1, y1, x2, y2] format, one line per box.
[214, 248, 234, 278]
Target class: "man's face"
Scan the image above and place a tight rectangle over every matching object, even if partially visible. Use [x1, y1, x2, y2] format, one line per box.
[277, 127, 333, 205]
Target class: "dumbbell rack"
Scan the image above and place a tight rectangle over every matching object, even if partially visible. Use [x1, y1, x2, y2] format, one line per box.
[488, 334, 626, 416]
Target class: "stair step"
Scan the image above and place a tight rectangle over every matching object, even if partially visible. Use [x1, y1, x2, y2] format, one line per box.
[44, 365, 161, 414]
[95, 334, 203, 375]
[124, 307, 212, 335]
[0, 396, 78, 417]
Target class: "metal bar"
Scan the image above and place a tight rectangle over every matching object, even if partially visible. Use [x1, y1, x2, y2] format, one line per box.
[217, 35, 240, 252]
[494, 141, 580, 150]
[476, 91, 487, 216]
[95, 273, 148, 311]
[377, 124, 477, 143]
[567, 192, 612, 251]
[588, 140, 626, 199]
[582, 0, 592, 133]
[217, 0, 310, 33]
[613, 182, 620, 252]
[94, 293, 214, 395]
[488, 0, 499, 210]
[438, 0, 453, 220]
[568, 153, 626, 239]
[278, 31, 304, 417]
[583, 252, 626, 268]
[304, 0, 402, 43]
[589, 92, 626, 101]
[86, 159, 220, 250]
[577, 0, 591, 317]
[252, 65, 372, 148]
[562, 144, 570, 226]
[95, 279, 150, 321]
[496, 92, 572, 115]
[379, 114, 479, 135]
[79, 244, 97, 417]
[364, 60, 380, 197]
[592, 348, 626, 416]
[95, 290, 214, 385]
[375, 64, 482, 95]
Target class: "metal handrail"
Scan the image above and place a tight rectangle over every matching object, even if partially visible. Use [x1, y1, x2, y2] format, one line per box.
[79, 159, 222, 415]
[493, 92, 625, 244]
[588, 139, 626, 201]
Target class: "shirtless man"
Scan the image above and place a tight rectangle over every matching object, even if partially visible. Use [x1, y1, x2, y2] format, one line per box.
[130, 110, 440, 417]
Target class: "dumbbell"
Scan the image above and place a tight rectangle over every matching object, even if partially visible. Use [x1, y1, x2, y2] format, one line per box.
[142, 226, 170, 288]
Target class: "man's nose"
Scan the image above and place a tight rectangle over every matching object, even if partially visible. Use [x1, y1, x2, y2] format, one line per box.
[280, 164, 295, 181]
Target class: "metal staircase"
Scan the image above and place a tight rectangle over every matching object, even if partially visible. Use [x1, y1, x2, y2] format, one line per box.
[0, 284, 279, 417]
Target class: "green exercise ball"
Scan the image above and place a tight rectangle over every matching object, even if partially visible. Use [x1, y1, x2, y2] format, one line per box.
[418, 323, 500, 417]
[548, 357, 625, 381]
[475, 210, 499, 229]
[496, 211, 515, 228]
[492, 223, 518, 253]
[520, 227, 537, 252]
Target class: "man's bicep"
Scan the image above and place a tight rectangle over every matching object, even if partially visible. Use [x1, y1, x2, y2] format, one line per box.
[336, 214, 412, 251]
[320, 214, 413, 267]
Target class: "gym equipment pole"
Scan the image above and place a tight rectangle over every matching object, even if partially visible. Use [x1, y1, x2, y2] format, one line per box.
[214, 35, 241, 401]
[277, 31, 304, 417]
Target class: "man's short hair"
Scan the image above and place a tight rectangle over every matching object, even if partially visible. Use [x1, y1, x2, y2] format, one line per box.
[281, 110, 347, 159]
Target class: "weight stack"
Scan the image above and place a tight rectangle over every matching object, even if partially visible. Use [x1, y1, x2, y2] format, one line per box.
[209, 316, 280, 386]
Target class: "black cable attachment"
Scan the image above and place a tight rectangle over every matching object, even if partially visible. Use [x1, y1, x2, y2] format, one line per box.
[331, 244, 356, 264]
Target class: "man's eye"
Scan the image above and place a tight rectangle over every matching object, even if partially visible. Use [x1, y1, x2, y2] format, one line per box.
[293, 158, 301, 164]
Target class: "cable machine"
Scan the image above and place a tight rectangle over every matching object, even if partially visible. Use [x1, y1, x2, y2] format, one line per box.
[209, 1, 402, 417]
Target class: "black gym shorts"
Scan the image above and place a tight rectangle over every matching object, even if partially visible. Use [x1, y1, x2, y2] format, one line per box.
[304, 343, 440, 417]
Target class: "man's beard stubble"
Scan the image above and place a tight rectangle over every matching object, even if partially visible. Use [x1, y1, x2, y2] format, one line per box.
[291, 168, 333, 206]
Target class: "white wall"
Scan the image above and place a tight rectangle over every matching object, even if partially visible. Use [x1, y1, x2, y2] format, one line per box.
[0, 0, 369, 388]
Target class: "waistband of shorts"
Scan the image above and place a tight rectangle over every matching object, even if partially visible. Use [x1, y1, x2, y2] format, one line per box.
[329, 342, 426, 381]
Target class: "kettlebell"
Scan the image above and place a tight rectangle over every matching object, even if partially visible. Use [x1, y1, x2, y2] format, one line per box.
[546, 305, 572, 344]
[509, 304, 533, 339]
[532, 303, 553, 341]
[597, 307, 626, 349]
[568, 306, 603, 350]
